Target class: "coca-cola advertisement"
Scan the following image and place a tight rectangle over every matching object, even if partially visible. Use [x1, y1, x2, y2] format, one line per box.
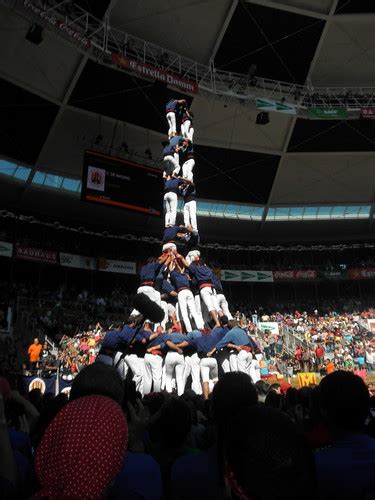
[273, 270, 317, 281]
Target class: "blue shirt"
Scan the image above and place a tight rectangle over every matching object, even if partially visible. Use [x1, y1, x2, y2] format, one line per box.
[166, 99, 177, 112]
[163, 143, 177, 156]
[164, 177, 183, 194]
[215, 327, 249, 350]
[147, 333, 170, 349]
[139, 262, 160, 283]
[186, 330, 202, 341]
[188, 264, 214, 285]
[315, 434, 375, 500]
[169, 135, 183, 147]
[168, 332, 188, 347]
[163, 225, 180, 242]
[101, 326, 136, 350]
[170, 269, 191, 291]
[162, 279, 175, 295]
[111, 451, 162, 500]
[212, 276, 223, 293]
[192, 328, 227, 354]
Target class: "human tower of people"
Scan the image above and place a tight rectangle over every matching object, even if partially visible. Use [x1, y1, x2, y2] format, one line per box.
[97, 98, 262, 399]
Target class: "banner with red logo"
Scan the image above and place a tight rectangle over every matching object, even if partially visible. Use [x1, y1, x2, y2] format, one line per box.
[347, 268, 375, 280]
[360, 107, 375, 120]
[111, 53, 199, 94]
[273, 270, 317, 281]
[16, 245, 57, 264]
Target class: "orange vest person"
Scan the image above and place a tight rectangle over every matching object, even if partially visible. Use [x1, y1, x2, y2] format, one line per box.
[28, 338, 43, 371]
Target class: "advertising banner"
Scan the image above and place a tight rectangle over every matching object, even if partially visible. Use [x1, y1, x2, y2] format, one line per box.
[60, 252, 96, 271]
[258, 322, 279, 335]
[347, 268, 375, 280]
[273, 270, 317, 281]
[98, 258, 136, 275]
[360, 107, 375, 120]
[112, 53, 199, 94]
[23, 375, 72, 396]
[240, 270, 274, 282]
[307, 107, 348, 120]
[221, 270, 242, 282]
[16, 245, 57, 264]
[256, 98, 296, 115]
[220, 270, 274, 282]
[319, 270, 346, 280]
[0, 241, 13, 258]
[23, 0, 91, 47]
[298, 372, 317, 387]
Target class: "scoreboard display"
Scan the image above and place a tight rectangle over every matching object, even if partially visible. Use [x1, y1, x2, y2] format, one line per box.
[81, 150, 163, 217]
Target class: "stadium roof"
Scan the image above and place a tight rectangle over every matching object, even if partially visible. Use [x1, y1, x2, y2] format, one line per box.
[0, 0, 375, 243]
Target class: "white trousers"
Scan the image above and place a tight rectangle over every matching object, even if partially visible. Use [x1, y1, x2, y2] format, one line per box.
[194, 294, 205, 328]
[200, 357, 218, 383]
[183, 200, 197, 231]
[124, 354, 144, 395]
[184, 353, 202, 394]
[182, 121, 194, 142]
[178, 289, 204, 332]
[144, 353, 163, 394]
[213, 292, 233, 319]
[200, 286, 216, 313]
[160, 300, 169, 328]
[237, 350, 252, 375]
[131, 285, 160, 320]
[166, 111, 176, 136]
[249, 361, 261, 384]
[165, 352, 185, 395]
[164, 191, 178, 227]
[163, 154, 180, 176]
[182, 159, 195, 181]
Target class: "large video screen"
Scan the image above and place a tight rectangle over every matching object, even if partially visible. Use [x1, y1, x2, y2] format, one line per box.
[81, 150, 163, 217]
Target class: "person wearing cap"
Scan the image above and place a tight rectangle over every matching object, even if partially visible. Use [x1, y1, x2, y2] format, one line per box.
[33, 395, 128, 498]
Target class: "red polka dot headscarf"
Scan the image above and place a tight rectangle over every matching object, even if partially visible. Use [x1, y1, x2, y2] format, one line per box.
[34, 395, 128, 499]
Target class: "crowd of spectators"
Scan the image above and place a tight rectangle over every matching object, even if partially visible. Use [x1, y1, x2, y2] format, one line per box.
[1, 364, 375, 499]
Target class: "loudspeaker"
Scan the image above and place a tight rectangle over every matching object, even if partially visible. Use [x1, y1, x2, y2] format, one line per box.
[25, 24, 44, 45]
[256, 112, 270, 125]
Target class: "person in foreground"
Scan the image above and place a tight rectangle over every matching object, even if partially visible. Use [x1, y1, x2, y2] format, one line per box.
[315, 371, 375, 500]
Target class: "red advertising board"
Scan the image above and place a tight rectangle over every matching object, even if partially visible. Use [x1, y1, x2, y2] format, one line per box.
[111, 53, 199, 94]
[273, 270, 317, 281]
[360, 107, 375, 120]
[347, 268, 375, 280]
[16, 245, 57, 264]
